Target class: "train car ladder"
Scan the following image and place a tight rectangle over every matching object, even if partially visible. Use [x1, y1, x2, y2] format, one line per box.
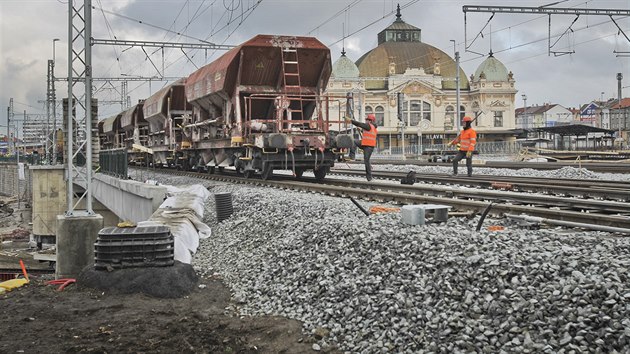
[281, 48, 304, 122]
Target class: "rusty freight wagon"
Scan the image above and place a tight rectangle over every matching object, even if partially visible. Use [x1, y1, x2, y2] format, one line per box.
[100, 112, 123, 150]
[142, 79, 191, 167]
[183, 34, 353, 180]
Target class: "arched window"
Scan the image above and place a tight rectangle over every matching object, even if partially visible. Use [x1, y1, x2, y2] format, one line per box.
[365, 106, 373, 117]
[375, 106, 385, 126]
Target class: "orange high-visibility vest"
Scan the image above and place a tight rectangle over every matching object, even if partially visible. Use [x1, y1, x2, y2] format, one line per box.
[452, 128, 477, 151]
[361, 123, 377, 147]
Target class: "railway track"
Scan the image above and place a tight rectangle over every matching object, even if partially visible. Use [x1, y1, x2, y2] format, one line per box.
[365, 159, 630, 173]
[330, 168, 630, 202]
[133, 167, 630, 233]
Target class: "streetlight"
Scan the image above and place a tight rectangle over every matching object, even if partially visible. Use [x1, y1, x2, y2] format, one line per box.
[53, 38, 60, 63]
[451, 39, 460, 132]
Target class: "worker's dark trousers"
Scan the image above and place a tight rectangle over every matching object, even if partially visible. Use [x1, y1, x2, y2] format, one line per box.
[362, 146, 374, 181]
[349, 139, 374, 181]
[452, 150, 473, 176]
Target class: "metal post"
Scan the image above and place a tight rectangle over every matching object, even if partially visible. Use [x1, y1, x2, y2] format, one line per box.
[452, 39, 461, 132]
[66, 0, 74, 212]
[85, 0, 93, 213]
[18, 112, 23, 209]
[8, 98, 14, 155]
[417, 126, 422, 158]
[617, 73, 623, 142]
[52, 38, 59, 164]
[397, 92, 405, 159]
[522, 94, 527, 129]
[46, 60, 53, 163]
[66, 0, 94, 215]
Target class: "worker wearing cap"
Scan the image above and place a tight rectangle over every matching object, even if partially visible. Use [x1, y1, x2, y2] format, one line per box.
[448, 116, 477, 177]
[345, 113, 378, 181]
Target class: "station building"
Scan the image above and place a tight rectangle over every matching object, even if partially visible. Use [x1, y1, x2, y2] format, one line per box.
[326, 6, 518, 150]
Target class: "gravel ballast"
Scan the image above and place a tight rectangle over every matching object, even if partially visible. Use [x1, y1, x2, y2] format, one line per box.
[129, 167, 630, 353]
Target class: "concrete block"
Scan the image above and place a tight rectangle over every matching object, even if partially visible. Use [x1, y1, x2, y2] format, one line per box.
[56, 214, 103, 279]
[419, 203, 451, 222]
[402, 204, 452, 225]
[402, 205, 426, 225]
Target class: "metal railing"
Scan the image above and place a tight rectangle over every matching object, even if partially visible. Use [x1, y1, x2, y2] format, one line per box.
[371, 141, 524, 160]
[99, 149, 127, 178]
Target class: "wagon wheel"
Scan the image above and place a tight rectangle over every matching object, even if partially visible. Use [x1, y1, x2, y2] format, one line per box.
[234, 160, 245, 176]
[261, 163, 274, 181]
[314, 166, 328, 182]
[243, 169, 254, 179]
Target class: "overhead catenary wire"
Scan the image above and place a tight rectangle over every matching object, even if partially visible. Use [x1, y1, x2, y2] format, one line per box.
[124, 0, 262, 99]
[306, 0, 363, 35]
[95, 0, 123, 76]
[91, 4, 221, 45]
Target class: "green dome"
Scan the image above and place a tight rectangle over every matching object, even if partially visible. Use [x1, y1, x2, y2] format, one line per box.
[331, 52, 360, 79]
[473, 53, 509, 81]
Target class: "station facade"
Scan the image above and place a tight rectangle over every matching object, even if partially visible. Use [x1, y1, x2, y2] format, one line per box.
[326, 6, 518, 150]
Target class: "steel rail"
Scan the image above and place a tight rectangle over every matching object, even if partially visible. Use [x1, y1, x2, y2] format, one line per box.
[318, 177, 630, 215]
[132, 168, 630, 232]
[331, 169, 630, 202]
[366, 159, 630, 173]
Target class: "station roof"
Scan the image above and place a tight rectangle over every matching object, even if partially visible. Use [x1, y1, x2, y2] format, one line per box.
[532, 124, 615, 136]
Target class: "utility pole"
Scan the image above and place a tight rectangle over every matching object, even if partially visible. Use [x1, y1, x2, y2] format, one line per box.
[5, 106, 9, 143]
[46, 59, 54, 163]
[455, 51, 461, 132]
[618, 73, 624, 144]
[52, 38, 59, 164]
[522, 94, 528, 129]
[8, 98, 14, 155]
[397, 92, 405, 159]
[451, 40, 461, 132]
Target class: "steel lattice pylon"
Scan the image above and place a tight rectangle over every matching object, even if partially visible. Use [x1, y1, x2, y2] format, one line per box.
[46, 60, 56, 164]
[66, 0, 94, 215]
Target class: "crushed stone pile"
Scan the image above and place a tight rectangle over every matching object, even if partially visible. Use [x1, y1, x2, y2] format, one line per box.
[129, 168, 630, 352]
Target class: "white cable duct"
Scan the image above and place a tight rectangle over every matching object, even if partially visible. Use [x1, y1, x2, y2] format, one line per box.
[505, 213, 630, 235]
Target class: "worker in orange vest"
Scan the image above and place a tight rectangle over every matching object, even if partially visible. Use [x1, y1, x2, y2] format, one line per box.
[346, 113, 378, 181]
[448, 116, 477, 177]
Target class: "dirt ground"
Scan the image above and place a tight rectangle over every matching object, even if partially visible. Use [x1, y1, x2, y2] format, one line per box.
[0, 197, 325, 354]
[0, 276, 319, 354]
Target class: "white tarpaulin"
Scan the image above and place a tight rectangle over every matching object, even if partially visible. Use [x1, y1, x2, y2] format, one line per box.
[138, 183, 211, 264]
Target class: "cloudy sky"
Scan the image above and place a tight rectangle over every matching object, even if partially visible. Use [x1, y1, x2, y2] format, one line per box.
[1, 0, 629, 133]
